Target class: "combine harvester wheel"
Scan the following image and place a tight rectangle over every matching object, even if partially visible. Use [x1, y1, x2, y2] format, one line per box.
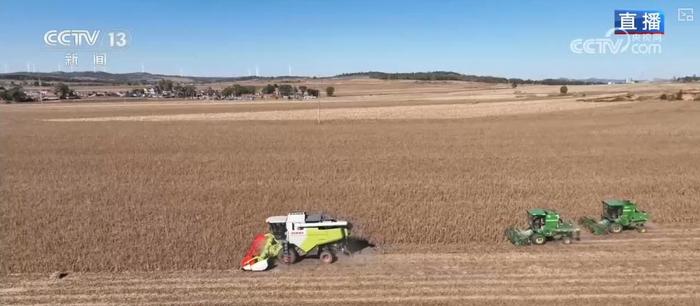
[531, 234, 546, 245]
[319, 249, 336, 264]
[609, 223, 623, 233]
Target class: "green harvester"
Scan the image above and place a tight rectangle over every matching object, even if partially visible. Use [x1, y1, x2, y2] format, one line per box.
[505, 208, 581, 246]
[579, 199, 649, 235]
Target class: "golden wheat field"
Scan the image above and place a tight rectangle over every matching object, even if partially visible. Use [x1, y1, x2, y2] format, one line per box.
[2, 80, 700, 304]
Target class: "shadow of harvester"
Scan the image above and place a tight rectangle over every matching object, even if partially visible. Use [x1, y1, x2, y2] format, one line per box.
[345, 236, 375, 254]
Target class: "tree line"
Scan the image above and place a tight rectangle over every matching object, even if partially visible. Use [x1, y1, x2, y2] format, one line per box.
[0, 83, 78, 102]
[147, 80, 336, 98]
[337, 71, 604, 86]
[674, 75, 699, 83]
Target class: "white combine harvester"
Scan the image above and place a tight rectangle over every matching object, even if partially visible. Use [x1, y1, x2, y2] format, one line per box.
[241, 212, 351, 271]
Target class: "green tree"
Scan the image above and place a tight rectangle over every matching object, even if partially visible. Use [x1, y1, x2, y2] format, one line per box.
[278, 84, 294, 96]
[238, 85, 256, 95]
[222, 84, 256, 97]
[54, 83, 73, 99]
[175, 84, 197, 97]
[262, 84, 275, 94]
[221, 85, 235, 97]
[157, 79, 174, 92]
[306, 88, 320, 97]
[0, 86, 32, 102]
[325, 86, 335, 96]
[204, 87, 217, 97]
[560, 85, 568, 95]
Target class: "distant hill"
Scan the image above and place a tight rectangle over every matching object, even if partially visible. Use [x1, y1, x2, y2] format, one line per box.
[335, 71, 509, 83]
[0, 71, 610, 86]
[336, 71, 607, 85]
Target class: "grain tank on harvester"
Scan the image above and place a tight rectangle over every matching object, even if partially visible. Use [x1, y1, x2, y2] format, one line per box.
[240, 212, 351, 271]
[579, 199, 649, 234]
[505, 208, 580, 245]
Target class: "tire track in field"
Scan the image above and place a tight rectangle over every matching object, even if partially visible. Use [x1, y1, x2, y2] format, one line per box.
[5, 276, 700, 298]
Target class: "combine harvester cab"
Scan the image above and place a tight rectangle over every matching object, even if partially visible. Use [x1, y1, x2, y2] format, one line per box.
[579, 199, 649, 235]
[241, 212, 351, 271]
[506, 208, 580, 246]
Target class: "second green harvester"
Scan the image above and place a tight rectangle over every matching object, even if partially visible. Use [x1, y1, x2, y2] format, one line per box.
[506, 208, 581, 246]
[579, 199, 649, 235]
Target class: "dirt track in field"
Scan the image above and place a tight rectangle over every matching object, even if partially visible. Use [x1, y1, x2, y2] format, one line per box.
[2, 225, 699, 305]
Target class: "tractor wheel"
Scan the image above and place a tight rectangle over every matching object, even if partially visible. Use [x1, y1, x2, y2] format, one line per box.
[279, 247, 298, 264]
[319, 250, 336, 264]
[531, 234, 546, 245]
[562, 236, 572, 245]
[609, 223, 623, 233]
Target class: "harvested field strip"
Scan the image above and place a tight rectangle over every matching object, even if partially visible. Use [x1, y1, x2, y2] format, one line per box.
[3, 286, 699, 304]
[5, 285, 699, 299]
[576, 237, 700, 243]
[134, 295, 700, 305]
[6, 269, 700, 288]
[3, 233, 700, 305]
[5, 276, 700, 294]
[43, 99, 632, 122]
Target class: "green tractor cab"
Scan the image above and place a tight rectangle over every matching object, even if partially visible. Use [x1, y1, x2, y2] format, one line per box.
[580, 199, 649, 235]
[506, 208, 580, 246]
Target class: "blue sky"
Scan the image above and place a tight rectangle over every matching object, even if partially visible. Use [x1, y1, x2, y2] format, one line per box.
[0, 0, 698, 79]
